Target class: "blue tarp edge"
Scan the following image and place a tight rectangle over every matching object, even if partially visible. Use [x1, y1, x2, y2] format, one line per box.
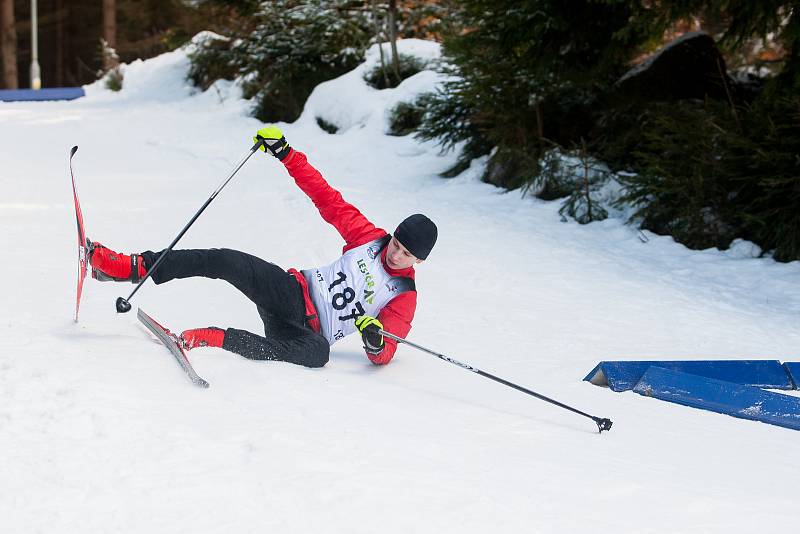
[0, 87, 85, 102]
[632, 366, 800, 431]
[584, 360, 793, 392]
[783, 362, 800, 390]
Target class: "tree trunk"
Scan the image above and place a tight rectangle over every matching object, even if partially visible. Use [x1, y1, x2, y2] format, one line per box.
[1, 0, 18, 89]
[55, 0, 64, 86]
[370, 0, 390, 88]
[102, 0, 117, 70]
[388, 0, 400, 82]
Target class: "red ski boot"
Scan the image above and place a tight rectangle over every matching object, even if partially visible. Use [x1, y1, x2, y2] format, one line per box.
[179, 328, 225, 350]
[88, 241, 147, 283]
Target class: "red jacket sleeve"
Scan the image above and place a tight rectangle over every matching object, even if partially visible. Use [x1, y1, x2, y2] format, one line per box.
[282, 149, 385, 251]
[370, 291, 417, 365]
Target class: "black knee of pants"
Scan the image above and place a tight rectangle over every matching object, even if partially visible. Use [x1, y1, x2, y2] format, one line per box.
[142, 248, 292, 305]
[224, 327, 330, 368]
[142, 248, 305, 323]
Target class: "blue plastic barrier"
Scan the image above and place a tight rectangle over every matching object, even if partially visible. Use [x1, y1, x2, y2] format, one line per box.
[583, 360, 793, 392]
[784, 362, 800, 389]
[632, 366, 800, 431]
[0, 87, 85, 102]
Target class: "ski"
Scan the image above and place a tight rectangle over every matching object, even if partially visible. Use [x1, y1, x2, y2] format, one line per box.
[137, 308, 210, 388]
[70, 145, 89, 323]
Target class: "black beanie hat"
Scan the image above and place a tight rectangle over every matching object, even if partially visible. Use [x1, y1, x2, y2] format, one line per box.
[394, 214, 437, 260]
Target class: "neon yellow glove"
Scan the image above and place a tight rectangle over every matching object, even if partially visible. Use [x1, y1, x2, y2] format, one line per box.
[355, 315, 385, 355]
[253, 125, 291, 160]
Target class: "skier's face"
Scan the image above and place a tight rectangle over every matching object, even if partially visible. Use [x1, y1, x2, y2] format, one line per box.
[386, 236, 422, 270]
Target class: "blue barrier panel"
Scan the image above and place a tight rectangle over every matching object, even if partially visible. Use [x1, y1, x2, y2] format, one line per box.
[783, 362, 800, 389]
[583, 360, 792, 392]
[0, 87, 85, 102]
[632, 366, 800, 431]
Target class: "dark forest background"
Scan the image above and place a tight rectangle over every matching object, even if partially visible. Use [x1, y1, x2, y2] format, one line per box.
[2, 1, 797, 261]
[0, 0, 228, 88]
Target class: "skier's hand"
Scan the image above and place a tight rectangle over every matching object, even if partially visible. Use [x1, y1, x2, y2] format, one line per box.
[355, 315, 384, 355]
[253, 125, 291, 160]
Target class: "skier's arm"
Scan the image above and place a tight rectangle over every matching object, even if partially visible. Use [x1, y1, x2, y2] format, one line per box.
[256, 125, 382, 247]
[282, 149, 382, 248]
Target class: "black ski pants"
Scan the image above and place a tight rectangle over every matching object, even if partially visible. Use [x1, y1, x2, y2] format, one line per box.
[140, 248, 329, 368]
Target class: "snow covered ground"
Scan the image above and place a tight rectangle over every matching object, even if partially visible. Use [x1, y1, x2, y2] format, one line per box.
[1, 39, 799, 533]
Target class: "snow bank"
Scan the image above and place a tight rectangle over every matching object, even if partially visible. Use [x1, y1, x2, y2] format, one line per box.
[84, 49, 193, 102]
[298, 39, 445, 134]
[2, 34, 800, 534]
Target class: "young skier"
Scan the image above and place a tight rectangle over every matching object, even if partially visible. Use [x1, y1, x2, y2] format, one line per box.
[88, 126, 437, 368]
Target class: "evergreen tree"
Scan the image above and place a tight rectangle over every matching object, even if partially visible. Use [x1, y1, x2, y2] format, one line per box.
[418, 0, 639, 184]
[189, 0, 373, 122]
[417, 0, 800, 260]
[610, 1, 800, 259]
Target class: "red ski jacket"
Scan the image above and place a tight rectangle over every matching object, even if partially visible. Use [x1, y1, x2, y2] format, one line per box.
[282, 149, 416, 365]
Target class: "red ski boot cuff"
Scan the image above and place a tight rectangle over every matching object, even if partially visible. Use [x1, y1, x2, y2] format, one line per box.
[179, 327, 225, 350]
[89, 243, 147, 283]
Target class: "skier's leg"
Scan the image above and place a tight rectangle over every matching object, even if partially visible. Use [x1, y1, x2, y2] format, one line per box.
[221, 326, 330, 368]
[99, 246, 325, 365]
[178, 313, 329, 367]
[140, 248, 301, 319]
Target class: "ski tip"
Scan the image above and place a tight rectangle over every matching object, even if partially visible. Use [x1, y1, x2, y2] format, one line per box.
[195, 379, 211, 389]
[70, 145, 78, 157]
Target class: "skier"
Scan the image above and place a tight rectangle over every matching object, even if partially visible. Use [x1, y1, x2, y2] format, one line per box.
[88, 126, 437, 368]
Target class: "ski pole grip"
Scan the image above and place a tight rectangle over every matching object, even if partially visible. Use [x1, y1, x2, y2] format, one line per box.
[253, 136, 266, 152]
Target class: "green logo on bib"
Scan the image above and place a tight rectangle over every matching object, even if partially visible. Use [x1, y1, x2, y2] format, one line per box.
[357, 258, 376, 304]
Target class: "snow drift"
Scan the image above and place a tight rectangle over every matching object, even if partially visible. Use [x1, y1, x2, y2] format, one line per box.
[1, 38, 799, 533]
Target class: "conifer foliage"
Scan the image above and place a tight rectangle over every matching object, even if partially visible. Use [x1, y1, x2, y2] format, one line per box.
[416, 0, 800, 261]
[188, 1, 447, 122]
[417, 0, 637, 182]
[189, 0, 373, 122]
[239, 0, 372, 122]
[619, 96, 800, 261]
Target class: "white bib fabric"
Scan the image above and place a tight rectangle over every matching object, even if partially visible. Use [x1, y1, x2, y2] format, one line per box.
[302, 236, 415, 345]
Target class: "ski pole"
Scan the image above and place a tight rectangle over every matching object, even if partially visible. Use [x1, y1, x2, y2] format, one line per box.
[379, 329, 613, 433]
[116, 139, 265, 313]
